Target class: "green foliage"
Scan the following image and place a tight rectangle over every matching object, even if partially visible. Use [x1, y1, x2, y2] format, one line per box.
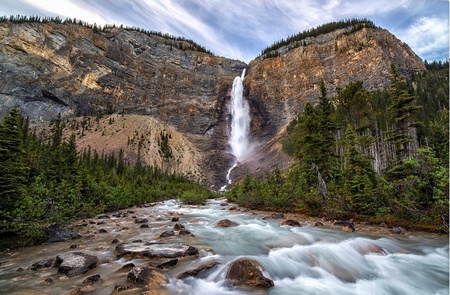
[230, 66, 448, 233]
[0, 109, 216, 247]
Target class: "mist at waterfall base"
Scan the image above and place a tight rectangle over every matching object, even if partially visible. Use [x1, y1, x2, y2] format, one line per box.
[220, 69, 252, 191]
[1, 199, 447, 295]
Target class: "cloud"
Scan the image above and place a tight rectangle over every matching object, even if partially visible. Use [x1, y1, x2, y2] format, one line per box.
[0, 0, 448, 61]
[396, 16, 449, 60]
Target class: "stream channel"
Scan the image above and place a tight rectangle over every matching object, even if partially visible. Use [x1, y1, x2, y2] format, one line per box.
[0, 199, 448, 294]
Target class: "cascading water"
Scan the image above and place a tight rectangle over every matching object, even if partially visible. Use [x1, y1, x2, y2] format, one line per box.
[1, 199, 447, 295]
[229, 69, 250, 161]
[220, 69, 250, 191]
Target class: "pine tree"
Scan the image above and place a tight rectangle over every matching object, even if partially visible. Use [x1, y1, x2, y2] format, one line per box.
[342, 124, 377, 214]
[385, 64, 421, 169]
[0, 108, 29, 225]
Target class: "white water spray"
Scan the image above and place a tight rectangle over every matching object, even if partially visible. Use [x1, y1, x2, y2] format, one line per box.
[229, 69, 250, 161]
[220, 69, 250, 191]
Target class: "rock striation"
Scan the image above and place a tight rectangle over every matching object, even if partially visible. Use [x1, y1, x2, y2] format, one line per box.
[0, 21, 426, 187]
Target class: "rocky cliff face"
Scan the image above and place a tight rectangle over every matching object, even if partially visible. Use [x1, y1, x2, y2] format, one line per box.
[0, 21, 426, 189]
[231, 26, 426, 181]
[0, 21, 245, 188]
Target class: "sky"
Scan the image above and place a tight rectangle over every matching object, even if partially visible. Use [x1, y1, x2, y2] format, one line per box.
[0, 0, 448, 63]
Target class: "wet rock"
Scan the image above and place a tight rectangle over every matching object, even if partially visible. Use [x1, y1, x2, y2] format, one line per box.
[115, 241, 199, 259]
[177, 261, 221, 279]
[111, 238, 120, 244]
[171, 217, 179, 222]
[127, 266, 167, 288]
[96, 214, 110, 219]
[271, 213, 285, 219]
[153, 258, 178, 269]
[98, 229, 108, 233]
[140, 224, 149, 228]
[135, 218, 148, 224]
[314, 221, 324, 227]
[56, 252, 98, 277]
[215, 219, 239, 227]
[353, 243, 386, 255]
[159, 230, 175, 238]
[31, 259, 54, 270]
[83, 274, 101, 284]
[43, 277, 54, 284]
[225, 258, 274, 289]
[220, 202, 228, 206]
[118, 263, 135, 272]
[44, 227, 81, 243]
[69, 244, 81, 249]
[112, 284, 139, 293]
[281, 220, 301, 227]
[179, 229, 194, 236]
[229, 206, 237, 210]
[173, 223, 185, 230]
[389, 227, 403, 235]
[342, 224, 356, 232]
[96, 221, 106, 225]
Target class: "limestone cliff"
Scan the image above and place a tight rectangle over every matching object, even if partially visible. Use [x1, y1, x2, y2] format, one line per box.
[231, 26, 426, 181]
[0, 21, 426, 189]
[0, 21, 245, 188]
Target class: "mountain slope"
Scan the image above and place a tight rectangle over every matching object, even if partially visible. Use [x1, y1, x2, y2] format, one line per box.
[0, 20, 426, 188]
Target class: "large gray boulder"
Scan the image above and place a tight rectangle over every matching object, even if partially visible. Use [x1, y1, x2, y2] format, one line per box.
[115, 241, 199, 259]
[56, 252, 98, 277]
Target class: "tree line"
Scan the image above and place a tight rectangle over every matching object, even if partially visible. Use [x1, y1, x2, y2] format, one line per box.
[0, 14, 214, 55]
[227, 62, 449, 233]
[259, 18, 379, 59]
[0, 111, 215, 247]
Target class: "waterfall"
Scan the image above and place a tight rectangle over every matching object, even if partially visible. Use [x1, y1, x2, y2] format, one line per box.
[229, 69, 250, 161]
[220, 69, 250, 191]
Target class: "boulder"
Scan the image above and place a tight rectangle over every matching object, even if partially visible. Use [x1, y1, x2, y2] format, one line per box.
[56, 252, 98, 277]
[281, 220, 301, 227]
[173, 223, 185, 230]
[82, 274, 101, 284]
[31, 259, 54, 270]
[127, 266, 167, 288]
[389, 227, 403, 235]
[159, 230, 175, 238]
[342, 224, 356, 232]
[215, 219, 239, 227]
[171, 217, 179, 222]
[155, 258, 178, 269]
[179, 229, 194, 236]
[135, 218, 148, 224]
[115, 242, 199, 259]
[112, 284, 140, 293]
[225, 258, 274, 289]
[177, 261, 221, 279]
[314, 221, 324, 227]
[44, 227, 81, 243]
[271, 213, 285, 219]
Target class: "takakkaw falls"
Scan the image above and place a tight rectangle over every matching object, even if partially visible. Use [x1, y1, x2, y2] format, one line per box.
[0, 17, 448, 295]
[221, 69, 251, 191]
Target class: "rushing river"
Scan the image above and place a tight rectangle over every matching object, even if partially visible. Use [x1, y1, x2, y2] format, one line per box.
[0, 199, 448, 295]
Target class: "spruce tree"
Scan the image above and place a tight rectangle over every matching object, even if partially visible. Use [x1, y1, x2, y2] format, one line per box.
[0, 108, 29, 227]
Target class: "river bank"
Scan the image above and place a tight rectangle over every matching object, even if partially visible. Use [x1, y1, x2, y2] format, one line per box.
[0, 199, 448, 294]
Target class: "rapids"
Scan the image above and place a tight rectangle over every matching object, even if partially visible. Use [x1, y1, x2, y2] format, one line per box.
[0, 199, 448, 294]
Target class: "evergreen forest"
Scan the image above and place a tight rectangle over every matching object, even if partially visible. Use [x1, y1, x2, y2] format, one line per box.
[0, 111, 215, 247]
[227, 62, 449, 233]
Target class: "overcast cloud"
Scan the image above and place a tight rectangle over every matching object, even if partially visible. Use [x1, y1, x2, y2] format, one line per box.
[0, 0, 448, 62]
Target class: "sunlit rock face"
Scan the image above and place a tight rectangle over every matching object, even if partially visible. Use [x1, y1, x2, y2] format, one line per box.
[232, 26, 425, 181]
[0, 22, 425, 188]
